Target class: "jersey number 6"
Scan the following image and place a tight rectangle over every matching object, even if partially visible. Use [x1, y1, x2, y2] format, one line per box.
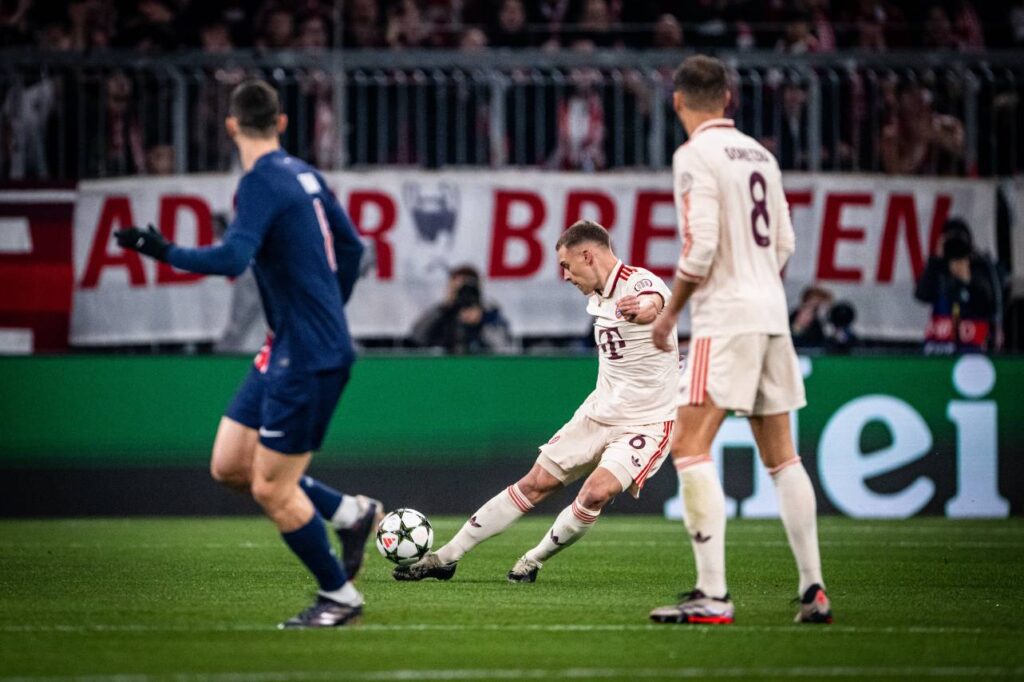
[749, 171, 771, 247]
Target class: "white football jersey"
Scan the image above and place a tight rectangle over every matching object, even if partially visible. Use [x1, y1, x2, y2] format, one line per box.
[672, 118, 795, 336]
[581, 261, 678, 426]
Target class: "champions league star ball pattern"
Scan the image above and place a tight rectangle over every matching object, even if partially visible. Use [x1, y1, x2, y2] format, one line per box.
[375, 508, 434, 566]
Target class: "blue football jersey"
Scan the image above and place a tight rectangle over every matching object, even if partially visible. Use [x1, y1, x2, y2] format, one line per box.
[167, 150, 364, 373]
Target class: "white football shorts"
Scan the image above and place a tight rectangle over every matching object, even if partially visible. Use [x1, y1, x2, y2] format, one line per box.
[536, 405, 673, 498]
[678, 333, 806, 416]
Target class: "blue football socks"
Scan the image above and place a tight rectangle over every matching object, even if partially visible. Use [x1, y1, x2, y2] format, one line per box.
[281, 513, 348, 592]
[299, 476, 344, 519]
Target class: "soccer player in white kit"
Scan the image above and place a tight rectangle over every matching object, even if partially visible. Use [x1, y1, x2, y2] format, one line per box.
[393, 220, 678, 583]
[648, 55, 832, 625]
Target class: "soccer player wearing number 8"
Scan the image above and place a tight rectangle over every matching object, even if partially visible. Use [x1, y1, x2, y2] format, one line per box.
[393, 221, 678, 584]
[114, 81, 381, 629]
[649, 56, 831, 625]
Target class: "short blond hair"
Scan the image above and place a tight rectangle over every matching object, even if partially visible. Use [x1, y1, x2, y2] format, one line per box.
[556, 220, 611, 250]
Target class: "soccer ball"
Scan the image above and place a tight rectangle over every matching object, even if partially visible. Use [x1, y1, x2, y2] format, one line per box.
[375, 508, 434, 566]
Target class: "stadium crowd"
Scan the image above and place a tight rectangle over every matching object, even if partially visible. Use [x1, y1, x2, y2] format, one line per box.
[2, 1, 1022, 182]
[0, 0, 1022, 53]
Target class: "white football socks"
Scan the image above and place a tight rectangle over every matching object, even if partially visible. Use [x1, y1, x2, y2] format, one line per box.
[525, 499, 601, 563]
[320, 580, 364, 607]
[436, 484, 533, 565]
[771, 457, 824, 595]
[676, 456, 728, 598]
[330, 495, 362, 529]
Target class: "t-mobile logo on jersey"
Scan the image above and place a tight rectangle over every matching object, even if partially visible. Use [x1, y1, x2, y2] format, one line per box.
[596, 327, 625, 359]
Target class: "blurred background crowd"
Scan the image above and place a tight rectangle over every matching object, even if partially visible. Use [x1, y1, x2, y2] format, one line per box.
[2, 0, 1023, 53]
[2, 0, 1022, 181]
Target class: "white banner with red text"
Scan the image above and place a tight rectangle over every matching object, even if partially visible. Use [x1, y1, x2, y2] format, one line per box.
[70, 171, 997, 345]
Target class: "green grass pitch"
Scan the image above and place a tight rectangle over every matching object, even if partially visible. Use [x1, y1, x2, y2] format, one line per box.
[1, 516, 1023, 681]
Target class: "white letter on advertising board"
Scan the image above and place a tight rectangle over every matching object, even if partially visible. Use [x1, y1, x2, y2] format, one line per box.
[946, 356, 1008, 518]
[819, 396, 934, 518]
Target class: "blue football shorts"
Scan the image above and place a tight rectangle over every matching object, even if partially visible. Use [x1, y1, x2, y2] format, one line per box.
[225, 365, 350, 455]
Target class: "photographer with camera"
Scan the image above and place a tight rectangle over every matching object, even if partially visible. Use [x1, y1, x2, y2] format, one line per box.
[789, 285, 859, 353]
[790, 285, 833, 349]
[409, 265, 514, 354]
[914, 218, 1002, 354]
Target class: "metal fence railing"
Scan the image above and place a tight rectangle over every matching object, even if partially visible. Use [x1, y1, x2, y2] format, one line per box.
[1, 49, 1022, 180]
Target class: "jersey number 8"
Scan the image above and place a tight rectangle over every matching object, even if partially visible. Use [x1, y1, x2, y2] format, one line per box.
[749, 171, 771, 248]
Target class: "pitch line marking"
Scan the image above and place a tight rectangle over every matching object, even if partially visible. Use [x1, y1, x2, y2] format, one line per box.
[1, 539, 1020, 550]
[0, 623, 1004, 635]
[2, 666, 1024, 682]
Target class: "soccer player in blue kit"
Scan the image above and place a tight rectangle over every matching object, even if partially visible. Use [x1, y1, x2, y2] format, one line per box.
[115, 80, 378, 629]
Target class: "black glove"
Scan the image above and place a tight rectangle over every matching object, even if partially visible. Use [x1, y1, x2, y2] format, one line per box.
[114, 224, 171, 262]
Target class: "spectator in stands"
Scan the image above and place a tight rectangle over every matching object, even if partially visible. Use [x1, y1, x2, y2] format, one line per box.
[651, 14, 683, 49]
[459, 26, 488, 51]
[805, 0, 837, 52]
[834, 0, 902, 50]
[200, 20, 234, 53]
[0, 0, 32, 47]
[1, 73, 56, 180]
[574, 0, 617, 48]
[528, 0, 579, 48]
[296, 13, 339, 168]
[776, 11, 821, 53]
[777, 82, 811, 170]
[1011, 1, 1024, 47]
[385, 0, 428, 48]
[343, 0, 384, 48]
[950, 0, 985, 50]
[683, 0, 738, 49]
[67, 0, 115, 51]
[915, 218, 1002, 354]
[923, 4, 961, 50]
[186, 0, 254, 49]
[89, 71, 144, 176]
[881, 82, 964, 175]
[119, 0, 178, 50]
[548, 55, 606, 171]
[421, 2, 456, 48]
[854, 9, 887, 51]
[257, 5, 294, 50]
[192, 19, 246, 171]
[409, 265, 514, 354]
[295, 12, 330, 50]
[145, 144, 175, 175]
[490, 0, 533, 48]
[33, 22, 73, 62]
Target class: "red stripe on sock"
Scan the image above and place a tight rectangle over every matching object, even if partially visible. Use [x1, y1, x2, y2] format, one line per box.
[768, 456, 802, 476]
[506, 485, 532, 513]
[571, 501, 598, 523]
[674, 454, 712, 471]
